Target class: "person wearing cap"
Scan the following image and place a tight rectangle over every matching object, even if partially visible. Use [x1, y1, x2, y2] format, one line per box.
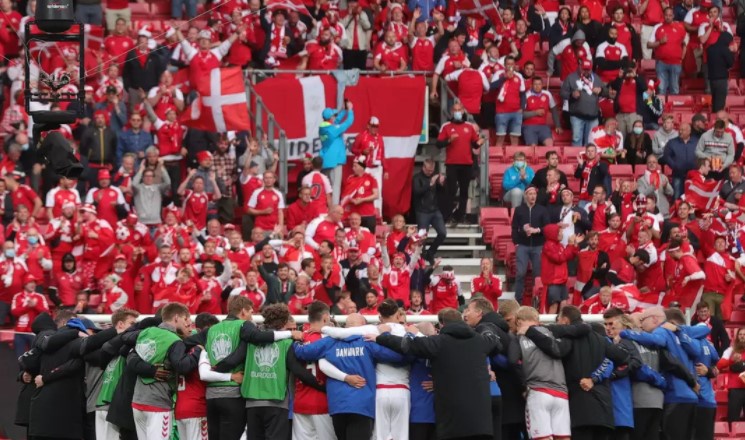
[560, 58, 606, 146]
[116, 110, 154, 168]
[122, 28, 167, 110]
[175, 24, 241, 88]
[85, 168, 127, 228]
[319, 99, 354, 205]
[11, 274, 49, 357]
[548, 29, 592, 81]
[44, 177, 81, 220]
[340, 155, 379, 231]
[94, 83, 128, 134]
[80, 110, 117, 186]
[352, 116, 385, 211]
[511, 185, 550, 303]
[340, 0, 372, 70]
[607, 62, 648, 137]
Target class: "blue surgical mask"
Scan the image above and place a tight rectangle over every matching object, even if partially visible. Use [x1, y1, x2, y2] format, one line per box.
[453, 111, 463, 121]
[4, 249, 14, 258]
[633, 127, 643, 135]
[27, 236, 38, 245]
[515, 161, 526, 169]
[21, 143, 29, 151]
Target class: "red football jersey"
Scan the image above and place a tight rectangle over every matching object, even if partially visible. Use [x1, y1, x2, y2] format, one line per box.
[294, 330, 329, 415]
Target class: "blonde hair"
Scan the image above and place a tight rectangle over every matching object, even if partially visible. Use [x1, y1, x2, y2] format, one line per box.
[516, 306, 539, 322]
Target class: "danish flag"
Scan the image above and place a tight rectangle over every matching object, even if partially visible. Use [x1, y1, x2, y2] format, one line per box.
[456, 0, 501, 27]
[684, 178, 723, 213]
[181, 67, 250, 133]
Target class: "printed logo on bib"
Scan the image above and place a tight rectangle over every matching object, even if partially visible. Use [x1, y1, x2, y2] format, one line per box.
[103, 359, 118, 384]
[252, 343, 280, 379]
[136, 339, 157, 362]
[211, 334, 233, 361]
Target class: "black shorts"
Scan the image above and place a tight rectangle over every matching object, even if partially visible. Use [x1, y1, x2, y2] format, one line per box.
[547, 285, 568, 305]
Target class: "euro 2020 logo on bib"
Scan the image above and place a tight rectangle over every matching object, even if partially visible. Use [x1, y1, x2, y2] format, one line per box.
[102, 359, 118, 384]
[136, 339, 157, 363]
[255, 343, 280, 370]
[211, 334, 233, 362]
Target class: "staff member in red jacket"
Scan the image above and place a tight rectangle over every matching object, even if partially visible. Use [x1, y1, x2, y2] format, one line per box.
[470, 257, 503, 310]
[541, 223, 583, 313]
[11, 274, 48, 357]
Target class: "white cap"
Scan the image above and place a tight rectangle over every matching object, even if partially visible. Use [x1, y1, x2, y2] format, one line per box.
[198, 30, 212, 40]
[369, 116, 380, 126]
[138, 26, 152, 38]
[165, 27, 176, 38]
[147, 39, 157, 50]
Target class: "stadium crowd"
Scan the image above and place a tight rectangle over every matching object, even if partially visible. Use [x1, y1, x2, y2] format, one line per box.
[2, 0, 745, 439]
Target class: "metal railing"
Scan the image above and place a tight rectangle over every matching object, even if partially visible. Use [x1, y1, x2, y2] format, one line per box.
[244, 71, 290, 193]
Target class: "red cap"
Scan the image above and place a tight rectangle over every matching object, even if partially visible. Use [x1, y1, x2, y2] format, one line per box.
[163, 104, 177, 115]
[127, 213, 138, 224]
[114, 254, 127, 261]
[581, 59, 593, 70]
[196, 151, 213, 163]
[303, 153, 313, 160]
[24, 274, 38, 284]
[94, 109, 108, 119]
[348, 240, 360, 251]
[97, 169, 111, 180]
[224, 223, 236, 231]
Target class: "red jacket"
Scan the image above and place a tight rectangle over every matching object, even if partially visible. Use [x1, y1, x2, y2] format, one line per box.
[471, 274, 502, 309]
[11, 290, 49, 333]
[540, 224, 578, 285]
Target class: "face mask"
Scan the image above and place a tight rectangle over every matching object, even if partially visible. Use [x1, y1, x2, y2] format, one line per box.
[21, 143, 29, 151]
[114, 267, 126, 274]
[515, 160, 526, 169]
[607, 38, 617, 45]
[453, 111, 463, 121]
[4, 249, 14, 258]
[27, 236, 38, 245]
[633, 127, 644, 135]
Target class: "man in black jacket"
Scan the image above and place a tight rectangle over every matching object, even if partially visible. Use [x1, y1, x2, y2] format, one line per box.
[691, 302, 731, 356]
[552, 305, 630, 440]
[574, 144, 610, 206]
[376, 308, 502, 440]
[412, 158, 447, 263]
[511, 185, 550, 303]
[123, 33, 167, 111]
[707, 31, 735, 113]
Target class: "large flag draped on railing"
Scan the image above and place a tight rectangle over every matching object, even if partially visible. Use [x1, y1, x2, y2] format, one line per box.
[253, 74, 426, 217]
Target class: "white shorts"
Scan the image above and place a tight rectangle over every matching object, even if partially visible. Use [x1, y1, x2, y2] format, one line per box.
[525, 389, 571, 439]
[292, 413, 337, 440]
[177, 417, 208, 440]
[133, 408, 173, 440]
[95, 410, 120, 440]
[375, 387, 411, 440]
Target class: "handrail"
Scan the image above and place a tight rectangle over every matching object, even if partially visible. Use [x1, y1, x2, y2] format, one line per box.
[244, 71, 289, 194]
[247, 68, 433, 79]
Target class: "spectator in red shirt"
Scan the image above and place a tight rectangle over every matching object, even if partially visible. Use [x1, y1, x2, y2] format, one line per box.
[247, 171, 285, 233]
[359, 290, 379, 315]
[340, 156, 379, 231]
[5, 171, 42, 218]
[373, 30, 408, 72]
[471, 257, 503, 310]
[299, 29, 343, 70]
[436, 102, 484, 223]
[286, 187, 316, 232]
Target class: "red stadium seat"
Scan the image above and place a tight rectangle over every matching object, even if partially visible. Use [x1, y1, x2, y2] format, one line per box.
[130, 2, 150, 15]
[716, 374, 729, 390]
[504, 146, 534, 163]
[714, 421, 730, 437]
[732, 421, 745, 436]
[534, 146, 563, 165]
[716, 404, 729, 422]
[609, 164, 634, 183]
[730, 310, 745, 325]
[489, 163, 511, 200]
[716, 389, 729, 404]
[490, 225, 513, 262]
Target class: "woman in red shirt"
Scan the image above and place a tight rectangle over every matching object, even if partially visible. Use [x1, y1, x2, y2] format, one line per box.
[717, 328, 745, 424]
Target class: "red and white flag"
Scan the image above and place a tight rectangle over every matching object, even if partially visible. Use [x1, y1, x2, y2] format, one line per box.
[456, 0, 501, 27]
[266, 0, 311, 16]
[684, 178, 722, 213]
[580, 284, 662, 314]
[253, 74, 426, 217]
[84, 24, 104, 52]
[181, 67, 250, 132]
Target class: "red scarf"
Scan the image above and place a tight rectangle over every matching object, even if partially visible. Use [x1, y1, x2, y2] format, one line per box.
[559, 20, 569, 35]
[270, 24, 287, 55]
[547, 183, 561, 204]
[580, 159, 597, 199]
[136, 49, 148, 67]
[647, 169, 661, 189]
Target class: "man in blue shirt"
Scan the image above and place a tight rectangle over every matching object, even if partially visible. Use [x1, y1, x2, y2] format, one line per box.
[319, 101, 354, 206]
[662, 123, 699, 199]
[502, 151, 535, 208]
[293, 313, 404, 440]
[116, 113, 154, 168]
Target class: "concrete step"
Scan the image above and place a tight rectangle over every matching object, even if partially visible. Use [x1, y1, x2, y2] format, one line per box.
[435, 245, 488, 258]
[438, 258, 484, 275]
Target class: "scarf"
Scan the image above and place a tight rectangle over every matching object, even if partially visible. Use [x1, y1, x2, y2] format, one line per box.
[270, 24, 287, 56]
[646, 169, 661, 189]
[2, 259, 14, 287]
[559, 19, 569, 35]
[548, 182, 561, 204]
[580, 158, 597, 198]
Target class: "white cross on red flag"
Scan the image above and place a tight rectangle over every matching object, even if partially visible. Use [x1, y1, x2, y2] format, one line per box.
[181, 67, 250, 133]
[684, 178, 723, 213]
[456, 0, 501, 27]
